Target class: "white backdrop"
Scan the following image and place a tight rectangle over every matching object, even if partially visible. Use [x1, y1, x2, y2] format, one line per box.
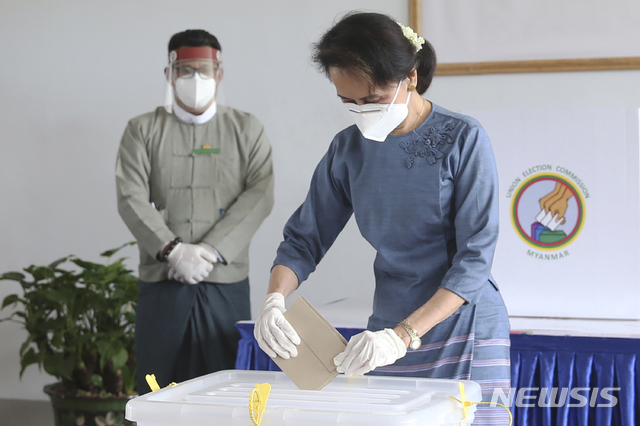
[422, 0, 640, 62]
[466, 108, 640, 320]
[1, 0, 640, 401]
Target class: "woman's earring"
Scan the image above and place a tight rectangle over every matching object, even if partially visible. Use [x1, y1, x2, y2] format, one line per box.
[408, 85, 416, 92]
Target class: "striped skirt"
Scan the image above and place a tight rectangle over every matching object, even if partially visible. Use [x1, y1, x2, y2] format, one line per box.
[369, 283, 511, 425]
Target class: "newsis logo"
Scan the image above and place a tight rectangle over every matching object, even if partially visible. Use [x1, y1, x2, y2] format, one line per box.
[506, 165, 588, 260]
[491, 387, 620, 408]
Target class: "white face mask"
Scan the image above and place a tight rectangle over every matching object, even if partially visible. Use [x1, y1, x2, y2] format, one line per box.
[174, 73, 216, 110]
[345, 81, 411, 142]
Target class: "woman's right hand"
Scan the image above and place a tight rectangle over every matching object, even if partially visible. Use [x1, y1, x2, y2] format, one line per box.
[254, 292, 301, 359]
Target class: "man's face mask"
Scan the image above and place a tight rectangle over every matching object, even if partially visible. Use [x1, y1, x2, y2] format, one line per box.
[173, 63, 218, 110]
[344, 80, 411, 142]
[164, 46, 221, 113]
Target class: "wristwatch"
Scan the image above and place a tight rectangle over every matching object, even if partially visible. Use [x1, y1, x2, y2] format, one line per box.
[399, 320, 422, 350]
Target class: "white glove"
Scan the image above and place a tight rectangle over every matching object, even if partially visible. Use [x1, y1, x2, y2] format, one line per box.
[254, 293, 301, 359]
[334, 329, 407, 376]
[167, 243, 217, 284]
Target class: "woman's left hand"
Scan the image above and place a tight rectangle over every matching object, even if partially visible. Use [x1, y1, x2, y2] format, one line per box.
[333, 329, 407, 376]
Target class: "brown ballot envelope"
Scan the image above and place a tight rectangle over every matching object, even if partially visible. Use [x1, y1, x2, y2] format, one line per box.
[273, 296, 348, 390]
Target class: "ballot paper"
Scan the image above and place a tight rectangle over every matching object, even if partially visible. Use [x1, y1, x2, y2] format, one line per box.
[273, 297, 348, 390]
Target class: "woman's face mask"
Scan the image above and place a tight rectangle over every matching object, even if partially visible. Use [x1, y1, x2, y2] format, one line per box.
[344, 80, 411, 142]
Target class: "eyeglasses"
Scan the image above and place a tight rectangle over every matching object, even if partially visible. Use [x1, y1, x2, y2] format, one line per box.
[172, 64, 218, 79]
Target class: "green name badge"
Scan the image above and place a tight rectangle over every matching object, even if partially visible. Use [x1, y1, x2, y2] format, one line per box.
[192, 148, 220, 154]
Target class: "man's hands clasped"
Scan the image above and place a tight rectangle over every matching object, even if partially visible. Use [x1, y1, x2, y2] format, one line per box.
[167, 242, 218, 284]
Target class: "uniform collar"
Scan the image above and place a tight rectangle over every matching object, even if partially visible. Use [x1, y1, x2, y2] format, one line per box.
[173, 100, 217, 124]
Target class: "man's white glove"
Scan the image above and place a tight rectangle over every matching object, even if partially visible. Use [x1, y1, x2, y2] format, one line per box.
[333, 329, 407, 376]
[167, 242, 217, 284]
[254, 292, 301, 359]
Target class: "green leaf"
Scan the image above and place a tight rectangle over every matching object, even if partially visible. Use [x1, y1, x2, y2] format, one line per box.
[70, 258, 101, 271]
[19, 348, 40, 378]
[42, 354, 60, 378]
[0, 272, 26, 283]
[101, 270, 120, 285]
[90, 373, 103, 388]
[47, 287, 77, 304]
[120, 363, 137, 394]
[43, 353, 75, 380]
[50, 330, 63, 349]
[59, 356, 76, 380]
[20, 280, 37, 290]
[96, 340, 116, 369]
[19, 337, 34, 357]
[29, 266, 55, 281]
[111, 347, 129, 371]
[100, 241, 136, 259]
[48, 256, 70, 270]
[2, 294, 20, 309]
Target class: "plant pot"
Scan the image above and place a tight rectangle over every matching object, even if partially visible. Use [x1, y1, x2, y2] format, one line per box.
[44, 383, 136, 426]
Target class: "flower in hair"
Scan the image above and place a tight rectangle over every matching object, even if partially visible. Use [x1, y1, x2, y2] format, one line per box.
[397, 22, 426, 52]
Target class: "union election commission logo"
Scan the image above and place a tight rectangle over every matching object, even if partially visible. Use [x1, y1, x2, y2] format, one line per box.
[507, 166, 588, 254]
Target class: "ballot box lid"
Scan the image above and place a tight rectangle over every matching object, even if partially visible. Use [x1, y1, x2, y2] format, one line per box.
[126, 370, 482, 426]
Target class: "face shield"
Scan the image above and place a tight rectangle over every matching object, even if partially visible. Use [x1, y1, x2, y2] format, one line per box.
[164, 46, 222, 113]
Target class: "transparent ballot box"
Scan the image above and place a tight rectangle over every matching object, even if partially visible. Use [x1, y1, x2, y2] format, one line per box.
[126, 370, 481, 426]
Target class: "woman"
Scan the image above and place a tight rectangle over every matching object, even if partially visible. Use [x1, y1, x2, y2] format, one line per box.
[255, 12, 510, 424]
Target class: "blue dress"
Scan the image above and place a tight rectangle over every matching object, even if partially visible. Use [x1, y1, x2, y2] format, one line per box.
[275, 103, 511, 424]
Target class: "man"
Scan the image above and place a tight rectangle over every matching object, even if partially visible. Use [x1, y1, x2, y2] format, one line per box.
[116, 29, 274, 394]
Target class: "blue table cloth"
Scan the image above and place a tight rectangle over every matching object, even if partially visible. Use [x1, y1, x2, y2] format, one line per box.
[235, 322, 640, 426]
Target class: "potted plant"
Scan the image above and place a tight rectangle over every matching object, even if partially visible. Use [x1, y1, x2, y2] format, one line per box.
[0, 242, 138, 426]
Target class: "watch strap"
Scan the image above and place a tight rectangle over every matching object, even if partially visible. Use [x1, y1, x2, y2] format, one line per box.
[399, 320, 421, 349]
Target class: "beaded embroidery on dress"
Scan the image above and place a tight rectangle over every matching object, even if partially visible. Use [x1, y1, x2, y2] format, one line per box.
[399, 122, 457, 168]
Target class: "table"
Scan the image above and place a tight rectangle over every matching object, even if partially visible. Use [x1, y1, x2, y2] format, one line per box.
[235, 321, 640, 426]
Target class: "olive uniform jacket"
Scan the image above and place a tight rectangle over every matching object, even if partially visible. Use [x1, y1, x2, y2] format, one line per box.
[116, 105, 274, 283]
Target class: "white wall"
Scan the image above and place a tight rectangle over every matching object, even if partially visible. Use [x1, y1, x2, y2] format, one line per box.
[0, 0, 404, 401]
[2, 0, 639, 401]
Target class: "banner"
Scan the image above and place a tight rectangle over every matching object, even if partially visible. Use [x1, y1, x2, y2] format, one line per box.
[466, 109, 640, 319]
